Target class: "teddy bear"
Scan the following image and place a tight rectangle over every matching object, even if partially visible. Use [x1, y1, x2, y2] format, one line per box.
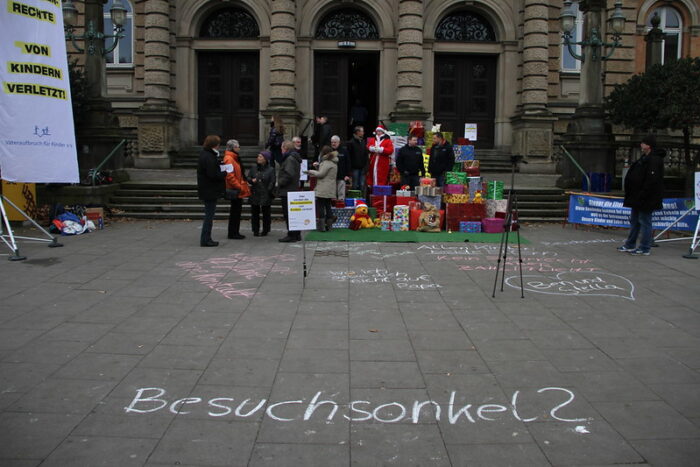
[417, 202, 441, 232]
[349, 202, 375, 230]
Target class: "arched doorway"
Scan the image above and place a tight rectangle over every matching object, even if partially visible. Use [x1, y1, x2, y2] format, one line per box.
[433, 10, 497, 149]
[197, 7, 260, 144]
[313, 8, 380, 140]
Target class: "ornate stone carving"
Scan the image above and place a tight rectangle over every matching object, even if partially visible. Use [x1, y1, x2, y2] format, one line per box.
[200, 8, 259, 38]
[315, 9, 379, 40]
[436, 11, 495, 42]
[139, 126, 166, 152]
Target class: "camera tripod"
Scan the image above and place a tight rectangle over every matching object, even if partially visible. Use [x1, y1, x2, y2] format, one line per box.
[492, 155, 525, 298]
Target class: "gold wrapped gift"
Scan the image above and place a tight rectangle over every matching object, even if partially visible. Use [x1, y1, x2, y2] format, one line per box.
[443, 193, 470, 204]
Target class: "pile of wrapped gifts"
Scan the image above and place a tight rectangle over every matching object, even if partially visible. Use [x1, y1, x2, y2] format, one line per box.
[330, 128, 513, 234]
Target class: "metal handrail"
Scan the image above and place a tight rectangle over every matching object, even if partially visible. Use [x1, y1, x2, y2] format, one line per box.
[91, 139, 127, 186]
[559, 145, 591, 191]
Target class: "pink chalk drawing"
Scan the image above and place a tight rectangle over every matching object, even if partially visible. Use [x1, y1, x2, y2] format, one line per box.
[177, 253, 297, 299]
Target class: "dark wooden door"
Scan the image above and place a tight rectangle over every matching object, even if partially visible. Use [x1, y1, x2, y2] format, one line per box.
[314, 54, 350, 140]
[434, 55, 497, 149]
[314, 52, 379, 141]
[198, 52, 259, 145]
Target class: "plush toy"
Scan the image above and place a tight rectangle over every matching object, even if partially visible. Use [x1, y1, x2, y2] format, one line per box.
[349, 202, 375, 230]
[417, 202, 441, 232]
[473, 191, 484, 204]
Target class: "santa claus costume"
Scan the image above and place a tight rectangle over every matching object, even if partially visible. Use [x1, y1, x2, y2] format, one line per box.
[365, 126, 394, 188]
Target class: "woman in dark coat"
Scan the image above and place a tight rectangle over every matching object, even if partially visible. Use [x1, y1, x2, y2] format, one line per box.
[618, 133, 665, 256]
[247, 150, 276, 236]
[266, 115, 285, 167]
[197, 135, 226, 247]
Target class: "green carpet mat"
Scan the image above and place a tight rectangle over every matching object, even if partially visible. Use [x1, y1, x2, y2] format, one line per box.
[304, 229, 529, 243]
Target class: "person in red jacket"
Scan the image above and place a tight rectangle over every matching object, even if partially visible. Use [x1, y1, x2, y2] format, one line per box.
[365, 126, 394, 188]
[223, 139, 251, 240]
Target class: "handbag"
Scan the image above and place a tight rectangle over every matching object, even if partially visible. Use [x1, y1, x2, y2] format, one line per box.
[224, 188, 240, 200]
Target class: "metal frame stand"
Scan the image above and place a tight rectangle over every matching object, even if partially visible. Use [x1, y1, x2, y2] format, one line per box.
[0, 194, 62, 261]
[652, 206, 699, 259]
[492, 157, 525, 298]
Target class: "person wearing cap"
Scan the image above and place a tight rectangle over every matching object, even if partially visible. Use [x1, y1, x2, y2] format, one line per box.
[247, 150, 275, 236]
[618, 133, 666, 256]
[223, 139, 251, 240]
[366, 126, 394, 188]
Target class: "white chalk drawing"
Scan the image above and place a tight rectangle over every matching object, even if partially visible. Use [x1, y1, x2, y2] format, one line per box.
[125, 387, 590, 427]
[540, 238, 619, 247]
[505, 272, 635, 300]
[177, 253, 296, 299]
[328, 268, 441, 289]
[305, 243, 416, 259]
[417, 244, 559, 256]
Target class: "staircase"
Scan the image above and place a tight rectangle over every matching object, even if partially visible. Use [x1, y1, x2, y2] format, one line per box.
[109, 145, 567, 221]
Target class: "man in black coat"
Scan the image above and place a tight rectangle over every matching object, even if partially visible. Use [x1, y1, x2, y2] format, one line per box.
[618, 133, 665, 256]
[428, 132, 455, 187]
[346, 126, 368, 191]
[277, 140, 303, 242]
[396, 135, 425, 189]
[197, 135, 226, 247]
[311, 115, 332, 158]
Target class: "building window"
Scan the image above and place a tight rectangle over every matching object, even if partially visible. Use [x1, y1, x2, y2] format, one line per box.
[561, 2, 583, 72]
[647, 7, 682, 64]
[315, 8, 379, 40]
[435, 11, 496, 42]
[104, 0, 133, 67]
[199, 7, 259, 38]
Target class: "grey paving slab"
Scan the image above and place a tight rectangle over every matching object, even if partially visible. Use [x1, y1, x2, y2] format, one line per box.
[41, 435, 158, 467]
[1, 221, 699, 466]
[147, 419, 258, 466]
[249, 443, 349, 467]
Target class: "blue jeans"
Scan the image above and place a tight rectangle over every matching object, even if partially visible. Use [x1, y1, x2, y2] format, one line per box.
[435, 174, 446, 187]
[200, 199, 217, 245]
[624, 208, 653, 252]
[351, 169, 365, 191]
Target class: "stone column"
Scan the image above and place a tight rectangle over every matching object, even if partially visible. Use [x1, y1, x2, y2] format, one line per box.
[557, 0, 615, 188]
[512, 0, 556, 167]
[263, 0, 301, 137]
[135, 0, 180, 168]
[391, 0, 429, 122]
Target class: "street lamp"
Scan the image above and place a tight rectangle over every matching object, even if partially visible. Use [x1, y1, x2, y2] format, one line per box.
[560, 0, 625, 62]
[63, 0, 127, 56]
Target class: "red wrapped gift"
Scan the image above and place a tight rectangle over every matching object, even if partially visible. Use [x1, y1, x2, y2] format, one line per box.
[370, 195, 396, 216]
[396, 196, 417, 206]
[466, 167, 480, 176]
[464, 202, 487, 220]
[409, 208, 446, 231]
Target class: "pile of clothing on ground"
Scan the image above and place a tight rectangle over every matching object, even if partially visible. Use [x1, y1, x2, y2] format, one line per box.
[48, 204, 97, 235]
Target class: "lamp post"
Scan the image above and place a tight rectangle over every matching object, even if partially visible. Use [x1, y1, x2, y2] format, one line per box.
[557, 0, 627, 190]
[61, 0, 127, 177]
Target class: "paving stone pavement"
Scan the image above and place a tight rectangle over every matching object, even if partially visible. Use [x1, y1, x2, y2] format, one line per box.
[0, 219, 699, 466]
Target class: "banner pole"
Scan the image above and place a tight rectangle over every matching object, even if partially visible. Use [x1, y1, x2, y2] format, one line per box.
[0, 195, 26, 260]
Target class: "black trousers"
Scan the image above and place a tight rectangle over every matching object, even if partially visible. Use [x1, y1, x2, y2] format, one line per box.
[227, 198, 243, 236]
[281, 196, 301, 239]
[201, 199, 217, 245]
[317, 197, 333, 220]
[251, 204, 271, 234]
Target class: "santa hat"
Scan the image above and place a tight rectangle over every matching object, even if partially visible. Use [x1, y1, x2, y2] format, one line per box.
[375, 126, 386, 135]
[355, 201, 368, 209]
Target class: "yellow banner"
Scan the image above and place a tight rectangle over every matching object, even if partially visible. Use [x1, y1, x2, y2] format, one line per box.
[1, 180, 36, 220]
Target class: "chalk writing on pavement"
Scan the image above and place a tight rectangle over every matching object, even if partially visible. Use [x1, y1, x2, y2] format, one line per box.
[505, 272, 635, 300]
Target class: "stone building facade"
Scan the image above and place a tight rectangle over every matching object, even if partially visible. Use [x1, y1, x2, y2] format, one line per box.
[68, 0, 700, 168]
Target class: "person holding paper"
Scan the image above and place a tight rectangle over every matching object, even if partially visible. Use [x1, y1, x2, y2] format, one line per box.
[307, 145, 339, 232]
[247, 151, 275, 236]
[365, 126, 394, 188]
[223, 139, 250, 240]
[277, 140, 303, 242]
[197, 135, 226, 247]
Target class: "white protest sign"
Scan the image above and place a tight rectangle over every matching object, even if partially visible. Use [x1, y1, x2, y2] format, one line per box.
[287, 191, 316, 231]
[0, 0, 79, 183]
[464, 123, 478, 141]
[299, 159, 308, 181]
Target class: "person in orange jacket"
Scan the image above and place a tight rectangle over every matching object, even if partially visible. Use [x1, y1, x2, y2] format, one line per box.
[223, 139, 251, 239]
[365, 126, 394, 189]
